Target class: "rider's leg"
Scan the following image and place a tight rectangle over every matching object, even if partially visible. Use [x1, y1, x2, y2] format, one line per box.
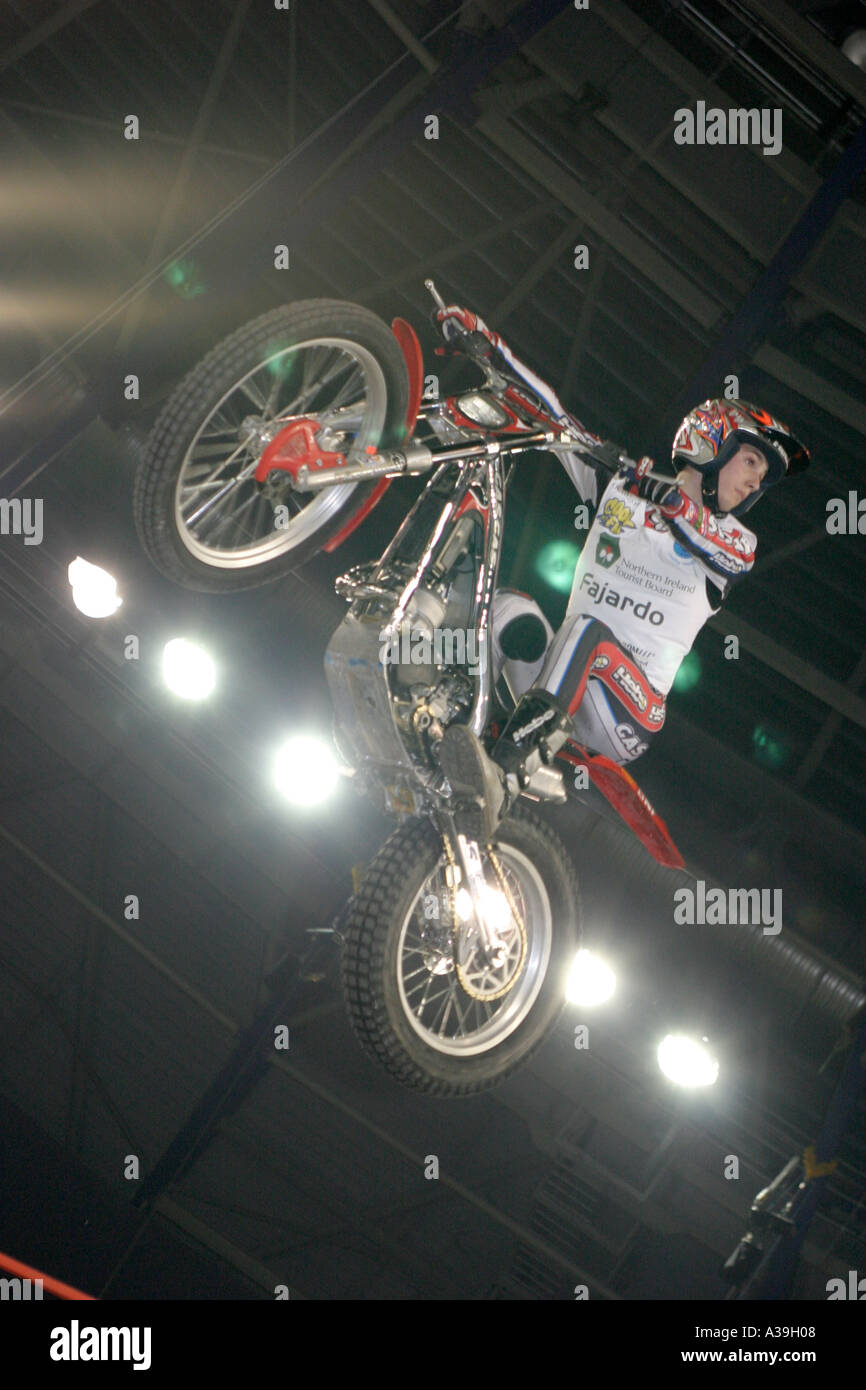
[534, 614, 667, 765]
[438, 615, 665, 838]
[489, 587, 554, 711]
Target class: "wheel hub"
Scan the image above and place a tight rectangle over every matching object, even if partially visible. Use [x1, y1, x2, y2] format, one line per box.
[253, 416, 348, 486]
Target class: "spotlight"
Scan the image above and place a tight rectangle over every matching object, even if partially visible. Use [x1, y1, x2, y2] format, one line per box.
[273, 734, 341, 805]
[657, 1033, 719, 1088]
[566, 948, 616, 1005]
[162, 638, 216, 700]
[68, 557, 122, 617]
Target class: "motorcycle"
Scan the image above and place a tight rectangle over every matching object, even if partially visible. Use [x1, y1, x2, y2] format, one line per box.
[133, 280, 684, 1097]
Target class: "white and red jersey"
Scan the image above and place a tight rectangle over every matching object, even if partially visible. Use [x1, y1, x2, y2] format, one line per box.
[561, 468, 756, 696]
[436, 304, 757, 697]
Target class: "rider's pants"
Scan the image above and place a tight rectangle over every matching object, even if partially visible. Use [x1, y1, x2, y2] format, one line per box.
[492, 593, 666, 765]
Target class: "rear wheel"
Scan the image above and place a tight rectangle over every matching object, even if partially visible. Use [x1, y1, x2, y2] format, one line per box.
[133, 300, 409, 590]
[341, 805, 581, 1096]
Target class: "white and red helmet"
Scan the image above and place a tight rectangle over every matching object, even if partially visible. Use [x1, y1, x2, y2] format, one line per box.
[672, 398, 810, 516]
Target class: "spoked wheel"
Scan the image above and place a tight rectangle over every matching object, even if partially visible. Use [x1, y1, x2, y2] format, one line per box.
[341, 805, 581, 1097]
[133, 300, 409, 590]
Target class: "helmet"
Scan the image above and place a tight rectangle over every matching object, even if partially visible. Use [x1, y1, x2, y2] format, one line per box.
[672, 398, 810, 517]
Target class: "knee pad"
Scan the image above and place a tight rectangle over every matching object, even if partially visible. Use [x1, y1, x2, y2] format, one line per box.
[490, 589, 554, 708]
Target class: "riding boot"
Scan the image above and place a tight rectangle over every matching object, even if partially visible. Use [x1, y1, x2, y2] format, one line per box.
[438, 690, 572, 842]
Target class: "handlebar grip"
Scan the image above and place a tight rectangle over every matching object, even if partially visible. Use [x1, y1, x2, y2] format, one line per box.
[425, 278, 448, 312]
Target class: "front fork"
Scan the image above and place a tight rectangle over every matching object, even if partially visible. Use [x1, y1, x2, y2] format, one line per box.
[435, 809, 509, 966]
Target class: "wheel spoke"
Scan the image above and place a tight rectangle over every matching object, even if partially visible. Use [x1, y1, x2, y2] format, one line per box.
[171, 332, 388, 566]
[237, 375, 269, 410]
[396, 843, 549, 1057]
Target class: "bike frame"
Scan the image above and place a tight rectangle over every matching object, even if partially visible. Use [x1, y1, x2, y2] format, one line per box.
[313, 284, 684, 874]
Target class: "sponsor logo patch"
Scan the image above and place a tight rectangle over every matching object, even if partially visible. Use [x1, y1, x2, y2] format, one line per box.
[615, 722, 648, 757]
[599, 498, 636, 536]
[611, 663, 647, 712]
[596, 534, 620, 568]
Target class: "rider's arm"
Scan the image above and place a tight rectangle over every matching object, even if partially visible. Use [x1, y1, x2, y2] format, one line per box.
[435, 306, 612, 504]
[633, 482, 757, 581]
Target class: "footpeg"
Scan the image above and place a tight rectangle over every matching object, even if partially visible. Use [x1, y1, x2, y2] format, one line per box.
[521, 764, 567, 802]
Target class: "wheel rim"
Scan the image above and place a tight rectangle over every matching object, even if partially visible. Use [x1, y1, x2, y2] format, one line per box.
[396, 844, 553, 1057]
[173, 337, 388, 568]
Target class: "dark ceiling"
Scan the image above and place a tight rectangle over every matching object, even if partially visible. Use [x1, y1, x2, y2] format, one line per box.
[0, 0, 865, 1313]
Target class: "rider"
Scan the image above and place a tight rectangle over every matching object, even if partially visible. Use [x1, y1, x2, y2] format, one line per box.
[434, 306, 811, 839]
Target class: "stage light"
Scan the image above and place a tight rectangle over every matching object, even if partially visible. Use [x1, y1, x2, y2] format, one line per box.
[672, 650, 701, 693]
[751, 724, 788, 770]
[657, 1033, 719, 1087]
[162, 638, 216, 700]
[68, 557, 122, 617]
[273, 734, 340, 805]
[566, 948, 616, 1005]
[535, 540, 580, 594]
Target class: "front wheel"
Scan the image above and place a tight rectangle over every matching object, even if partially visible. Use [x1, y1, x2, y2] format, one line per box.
[133, 300, 410, 591]
[341, 806, 581, 1097]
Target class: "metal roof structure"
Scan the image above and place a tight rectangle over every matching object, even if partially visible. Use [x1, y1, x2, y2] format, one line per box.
[0, 0, 865, 1304]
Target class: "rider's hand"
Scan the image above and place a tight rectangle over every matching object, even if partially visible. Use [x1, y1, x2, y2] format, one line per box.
[622, 467, 682, 513]
[436, 306, 474, 343]
[435, 306, 501, 363]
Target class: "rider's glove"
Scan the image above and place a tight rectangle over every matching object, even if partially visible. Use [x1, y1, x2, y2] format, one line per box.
[435, 306, 502, 363]
[436, 306, 475, 343]
[621, 467, 683, 514]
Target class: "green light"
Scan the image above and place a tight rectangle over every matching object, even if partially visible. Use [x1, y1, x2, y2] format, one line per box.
[264, 348, 296, 379]
[163, 258, 206, 299]
[672, 651, 701, 693]
[751, 724, 788, 769]
[535, 540, 580, 594]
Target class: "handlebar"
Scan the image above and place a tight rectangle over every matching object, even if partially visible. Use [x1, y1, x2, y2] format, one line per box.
[425, 278, 448, 313]
[424, 279, 672, 485]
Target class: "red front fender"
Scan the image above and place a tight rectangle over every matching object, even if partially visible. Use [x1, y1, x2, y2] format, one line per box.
[323, 316, 425, 554]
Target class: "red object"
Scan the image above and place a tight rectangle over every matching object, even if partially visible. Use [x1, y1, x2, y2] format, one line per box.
[391, 317, 424, 435]
[0, 1248, 95, 1300]
[443, 393, 528, 436]
[503, 384, 555, 426]
[322, 477, 391, 552]
[253, 417, 346, 485]
[452, 491, 489, 525]
[558, 744, 684, 870]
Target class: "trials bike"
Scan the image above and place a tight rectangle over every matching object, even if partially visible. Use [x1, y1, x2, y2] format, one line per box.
[133, 280, 684, 1097]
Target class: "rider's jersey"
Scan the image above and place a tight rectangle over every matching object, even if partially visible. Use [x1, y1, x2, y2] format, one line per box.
[557, 460, 757, 696]
[436, 304, 758, 696]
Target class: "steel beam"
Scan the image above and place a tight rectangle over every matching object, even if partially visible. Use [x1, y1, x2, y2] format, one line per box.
[526, 34, 866, 340]
[351, 197, 561, 301]
[115, 0, 253, 352]
[740, 0, 866, 110]
[670, 115, 866, 422]
[1, 0, 575, 486]
[0, 97, 273, 165]
[595, 0, 866, 244]
[0, 0, 102, 73]
[366, 0, 439, 73]
[792, 647, 866, 790]
[708, 613, 866, 731]
[476, 110, 725, 325]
